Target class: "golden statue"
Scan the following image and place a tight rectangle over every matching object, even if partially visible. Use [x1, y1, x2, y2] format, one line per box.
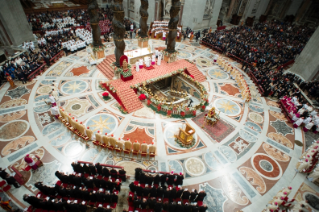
[205, 107, 220, 126]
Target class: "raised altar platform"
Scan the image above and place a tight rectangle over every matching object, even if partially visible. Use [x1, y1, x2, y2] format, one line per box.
[99, 56, 206, 113]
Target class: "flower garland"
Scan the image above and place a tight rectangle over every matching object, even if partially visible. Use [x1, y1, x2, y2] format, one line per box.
[116, 104, 128, 114]
[162, 50, 178, 58]
[90, 44, 106, 52]
[175, 137, 196, 149]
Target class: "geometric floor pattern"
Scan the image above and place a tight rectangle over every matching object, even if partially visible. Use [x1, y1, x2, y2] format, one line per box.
[0, 38, 318, 212]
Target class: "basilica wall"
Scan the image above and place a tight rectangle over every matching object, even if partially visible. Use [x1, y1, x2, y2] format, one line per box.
[285, 0, 303, 16]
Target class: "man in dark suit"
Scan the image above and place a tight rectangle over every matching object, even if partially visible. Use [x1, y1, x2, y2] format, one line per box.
[102, 167, 110, 178]
[89, 164, 97, 176]
[5, 174, 20, 188]
[95, 163, 103, 175]
[176, 201, 184, 211]
[157, 186, 164, 198]
[135, 184, 143, 197]
[119, 168, 126, 182]
[110, 168, 117, 179]
[190, 189, 198, 202]
[154, 200, 163, 212]
[129, 182, 136, 192]
[169, 187, 177, 202]
[167, 172, 175, 185]
[199, 204, 208, 212]
[169, 201, 177, 212]
[176, 172, 184, 186]
[182, 188, 190, 200]
[195, 191, 206, 201]
[160, 173, 167, 186]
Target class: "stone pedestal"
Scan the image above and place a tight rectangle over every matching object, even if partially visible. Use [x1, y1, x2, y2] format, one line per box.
[94, 49, 105, 59]
[163, 51, 177, 63]
[138, 37, 149, 48]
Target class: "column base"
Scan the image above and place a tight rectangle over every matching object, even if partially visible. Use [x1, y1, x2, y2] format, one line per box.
[138, 37, 149, 48]
[163, 51, 178, 63]
[93, 49, 105, 59]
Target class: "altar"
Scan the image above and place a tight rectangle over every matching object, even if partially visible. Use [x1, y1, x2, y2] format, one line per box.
[124, 47, 153, 65]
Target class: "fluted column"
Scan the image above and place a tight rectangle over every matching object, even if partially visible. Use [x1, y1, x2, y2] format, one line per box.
[295, 0, 311, 22]
[227, 0, 236, 18]
[264, 0, 274, 15]
[290, 26, 319, 81]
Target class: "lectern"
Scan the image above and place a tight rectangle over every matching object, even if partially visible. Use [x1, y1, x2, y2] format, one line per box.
[175, 123, 195, 147]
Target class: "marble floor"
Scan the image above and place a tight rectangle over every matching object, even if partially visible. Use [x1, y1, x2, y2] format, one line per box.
[0, 39, 319, 212]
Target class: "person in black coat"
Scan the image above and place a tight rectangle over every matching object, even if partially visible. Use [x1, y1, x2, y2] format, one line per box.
[160, 173, 167, 186]
[5, 174, 20, 188]
[184, 203, 192, 212]
[95, 163, 103, 175]
[79, 202, 87, 212]
[192, 204, 199, 212]
[157, 186, 164, 198]
[71, 162, 80, 173]
[129, 182, 136, 192]
[89, 164, 97, 176]
[100, 178, 107, 188]
[119, 168, 126, 182]
[163, 188, 170, 199]
[140, 198, 148, 209]
[81, 188, 90, 201]
[102, 167, 110, 178]
[111, 193, 118, 204]
[93, 177, 100, 188]
[182, 188, 190, 200]
[97, 191, 105, 202]
[167, 173, 175, 185]
[133, 197, 141, 209]
[146, 174, 153, 185]
[110, 168, 117, 179]
[195, 191, 206, 201]
[90, 190, 98, 202]
[154, 200, 162, 212]
[74, 175, 82, 186]
[143, 186, 150, 197]
[154, 174, 160, 185]
[0, 168, 9, 179]
[115, 180, 122, 192]
[135, 184, 143, 197]
[139, 172, 146, 184]
[83, 163, 91, 175]
[190, 189, 198, 202]
[169, 188, 176, 202]
[148, 197, 156, 210]
[163, 202, 169, 211]
[84, 177, 94, 188]
[135, 168, 142, 181]
[199, 204, 208, 212]
[169, 201, 177, 212]
[175, 173, 184, 186]
[176, 201, 184, 211]
[149, 186, 157, 198]
[23, 194, 41, 207]
[176, 188, 183, 199]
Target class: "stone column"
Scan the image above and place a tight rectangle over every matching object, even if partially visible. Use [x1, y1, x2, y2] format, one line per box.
[289, 26, 319, 81]
[227, 0, 236, 18]
[279, 0, 292, 19]
[295, 0, 311, 22]
[0, 0, 34, 46]
[112, 0, 126, 67]
[264, 0, 274, 15]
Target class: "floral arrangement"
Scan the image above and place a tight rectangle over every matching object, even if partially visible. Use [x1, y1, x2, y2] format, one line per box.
[90, 44, 106, 52]
[162, 50, 178, 58]
[137, 36, 150, 42]
[116, 104, 128, 114]
[111, 62, 133, 77]
[102, 92, 111, 101]
[175, 137, 196, 148]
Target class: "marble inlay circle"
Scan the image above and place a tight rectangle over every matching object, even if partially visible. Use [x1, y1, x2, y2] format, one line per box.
[85, 114, 117, 135]
[214, 99, 241, 116]
[38, 85, 54, 94]
[251, 153, 282, 180]
[177, 50, 192, 59]
[259, 160, 273, 172]
[208, 69, 229, 80]
[61, 80, 88, 95]
[71, 103, 82, 111]
[185, 157, 205, 176]
[117, 161, 145, 176]
[0, 120, 29, 142]
[164, 123, 196, 150]
[64, 141, 84, 157]
[249, 112, 263, 123]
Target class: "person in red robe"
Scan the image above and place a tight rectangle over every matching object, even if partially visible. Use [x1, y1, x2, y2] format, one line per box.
[24, 154, 38, 171]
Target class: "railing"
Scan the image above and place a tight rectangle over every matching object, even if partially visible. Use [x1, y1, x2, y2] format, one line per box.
[77, 160, 124, 169]
[49, 50, 64, 63]
[27, 64, 46, 81]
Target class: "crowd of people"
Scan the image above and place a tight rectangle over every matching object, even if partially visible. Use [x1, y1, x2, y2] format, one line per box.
[23, 162, 125, 212]
[126, 169, 207, 212]
[202, 21, 313, 68]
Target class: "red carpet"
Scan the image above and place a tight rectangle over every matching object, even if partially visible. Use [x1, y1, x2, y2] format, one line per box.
[192, 112, 235, 143]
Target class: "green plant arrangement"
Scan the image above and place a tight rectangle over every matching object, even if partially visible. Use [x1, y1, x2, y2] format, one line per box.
[90, 44, 106, 52]
[174, 137, 196, 148]
[116, 104, 128, 114]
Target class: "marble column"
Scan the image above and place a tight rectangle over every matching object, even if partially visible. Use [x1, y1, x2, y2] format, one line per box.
[290, 26, 319, 81]
[0, 0, 34, 46]
[279, 0, 292, 19]
[295, 0, 311, 22]
[264, 0, 274, 15]
[227, 0, 236, 18]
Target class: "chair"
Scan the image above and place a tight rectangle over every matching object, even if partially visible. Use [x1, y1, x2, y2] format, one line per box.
[123, 141, 132, 158]
[132, 142, 141, 159]
[86, 128, 93, 141]
[149, 144, 156, 159]
[115, 139, 124, 156]
[94, 133, 103, 147]
[108, 137, 116, 152]
[102, 134, 109, 149]
[140, 143, 148, 160]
